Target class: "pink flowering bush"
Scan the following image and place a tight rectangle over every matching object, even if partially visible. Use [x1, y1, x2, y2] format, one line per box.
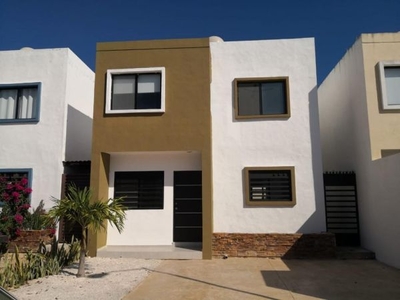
[0, 176, 32, 239]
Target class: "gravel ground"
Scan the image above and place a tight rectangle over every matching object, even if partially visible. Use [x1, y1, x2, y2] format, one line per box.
[8, 257, 161, 300]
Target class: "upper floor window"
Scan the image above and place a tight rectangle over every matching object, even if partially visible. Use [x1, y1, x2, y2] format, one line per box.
[378, 62, 400, 110]
[234, 77, 290, 119]
[0, 83, 41, 123]
[105, 67, 165, 114]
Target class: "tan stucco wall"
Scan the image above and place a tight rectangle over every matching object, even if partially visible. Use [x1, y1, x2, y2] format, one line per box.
[318, 32, 400, 268]
[89, 38, 213, 258]
[361, 33, 400, 159]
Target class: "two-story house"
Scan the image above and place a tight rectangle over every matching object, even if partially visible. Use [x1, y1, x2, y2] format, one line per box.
[318, 32, 400, 268]
[89, 37, 328, 259]
[0, 47, 94, 212]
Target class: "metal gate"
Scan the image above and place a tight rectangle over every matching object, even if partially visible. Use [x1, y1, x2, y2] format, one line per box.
[323, 172, 360, 246]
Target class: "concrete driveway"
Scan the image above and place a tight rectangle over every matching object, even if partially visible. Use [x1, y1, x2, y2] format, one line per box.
[124, 258, 400, 300]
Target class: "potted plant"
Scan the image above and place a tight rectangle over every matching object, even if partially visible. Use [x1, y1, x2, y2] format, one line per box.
[0, 176, 55, 252]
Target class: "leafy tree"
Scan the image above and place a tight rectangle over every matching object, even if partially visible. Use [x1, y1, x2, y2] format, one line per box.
[47, 185, 126, 277]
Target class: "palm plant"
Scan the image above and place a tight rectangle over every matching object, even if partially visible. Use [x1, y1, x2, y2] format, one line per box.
[47, 184, 126, 277]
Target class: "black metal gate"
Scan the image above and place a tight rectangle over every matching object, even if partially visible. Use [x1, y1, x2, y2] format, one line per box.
[173, 171, 202, 242]
[323, 172, 360, 246]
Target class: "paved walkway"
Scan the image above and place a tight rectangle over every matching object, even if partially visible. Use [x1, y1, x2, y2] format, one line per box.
[124, 258, 400, 300]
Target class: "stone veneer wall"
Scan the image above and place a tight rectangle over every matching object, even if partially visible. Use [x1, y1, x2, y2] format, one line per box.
[8, 229, 54, 253]
[212, 233, 336, 259]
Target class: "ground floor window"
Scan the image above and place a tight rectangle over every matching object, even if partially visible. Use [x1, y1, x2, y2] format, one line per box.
[244, 166, 296, 207]
[0, 169, 32, 206]
[114, 171, 164, 210]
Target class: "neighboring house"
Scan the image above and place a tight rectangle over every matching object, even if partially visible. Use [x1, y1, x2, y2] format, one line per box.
[89, 37, 327, 259]
[0, 48, 94, 212]
[318, 32, 400, 268]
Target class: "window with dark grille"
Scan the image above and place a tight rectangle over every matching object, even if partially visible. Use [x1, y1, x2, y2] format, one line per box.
[0, 169, 31, 206]
[235, 77, 290, 119]
[114, 171, 164, 210]
[244, 167, 296, 206]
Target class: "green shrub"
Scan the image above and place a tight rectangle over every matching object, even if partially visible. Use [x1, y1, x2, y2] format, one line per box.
[0, 237, 80, 290]
[24, 200, 55, 230]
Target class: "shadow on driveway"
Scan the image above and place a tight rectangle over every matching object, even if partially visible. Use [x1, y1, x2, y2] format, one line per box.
[124, 258, 400, 300]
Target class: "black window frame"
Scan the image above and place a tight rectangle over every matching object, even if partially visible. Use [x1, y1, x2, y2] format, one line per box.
[114, 171, 164, 210]
[234, 77, 290, 119]
[244, 167, 296, 207]
[110, 73, 162, 111]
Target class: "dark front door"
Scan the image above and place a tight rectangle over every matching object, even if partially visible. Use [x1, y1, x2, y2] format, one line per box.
[173, 171, 202, 242]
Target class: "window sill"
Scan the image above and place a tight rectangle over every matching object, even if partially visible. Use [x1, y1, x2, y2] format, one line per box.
[0, 118, 39, 124]
[245, 201, 296, 207]
[235, 114, 290, 120]
[105, 108, 165, 115]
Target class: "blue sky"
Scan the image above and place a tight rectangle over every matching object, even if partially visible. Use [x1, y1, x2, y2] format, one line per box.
[1, 0, 399, 83]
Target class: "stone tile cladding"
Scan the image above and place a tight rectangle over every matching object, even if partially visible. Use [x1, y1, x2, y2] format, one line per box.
[212, 233, 336, 258]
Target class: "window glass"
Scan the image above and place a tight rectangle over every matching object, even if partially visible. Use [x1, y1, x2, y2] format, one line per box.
[261, 82, 286, 115]
[18, 88, 37, 119]
[0, 89, 17, 119]
[238, 83, 260, 116]
[111, 75, 136, 110]
[136, 74, 161, 109]
[384, 67, 400, 106]
[236, 78, 289, 118]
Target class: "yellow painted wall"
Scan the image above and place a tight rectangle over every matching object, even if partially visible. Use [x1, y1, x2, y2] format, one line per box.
[89, 38, 213, 258]
[361, 33, 400, 159]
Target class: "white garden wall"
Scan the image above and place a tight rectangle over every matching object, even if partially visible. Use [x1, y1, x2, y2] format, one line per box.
[210, 38, 325, 234]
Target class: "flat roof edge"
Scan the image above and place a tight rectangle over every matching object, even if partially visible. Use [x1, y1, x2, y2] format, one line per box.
[97, 37, 211, 51]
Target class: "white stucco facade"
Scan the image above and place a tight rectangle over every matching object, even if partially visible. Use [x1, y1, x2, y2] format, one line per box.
[0, 48, 94, 210]
[210, 38, 326, 234]
[318, 33, 400, 268]
[106, 152, 201, 245]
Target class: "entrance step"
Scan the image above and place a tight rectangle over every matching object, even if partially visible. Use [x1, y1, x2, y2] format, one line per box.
[336, 247, 376, 260]
[97, 244, 202, 260]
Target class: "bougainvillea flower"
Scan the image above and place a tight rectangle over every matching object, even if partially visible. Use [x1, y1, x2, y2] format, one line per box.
[12, 191, 20, 199]
[14, 214, 23, 224]
[23, 188, 32, 195]
[21, 203, 31, 210]
[15, 185, 24, 191]
[20, 178, 28, 186]
[1, 192, 9, 201]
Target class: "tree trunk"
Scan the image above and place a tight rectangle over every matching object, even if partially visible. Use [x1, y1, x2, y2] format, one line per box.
[76, 227, 87, 277]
